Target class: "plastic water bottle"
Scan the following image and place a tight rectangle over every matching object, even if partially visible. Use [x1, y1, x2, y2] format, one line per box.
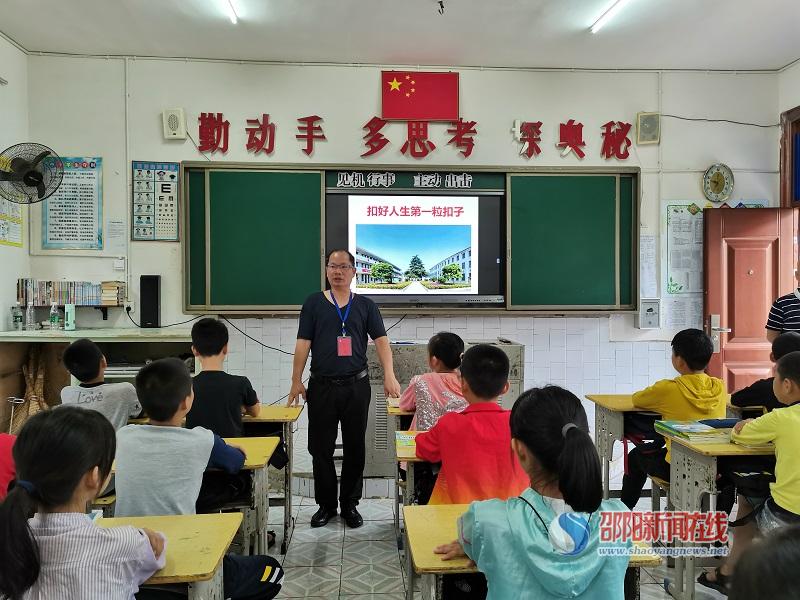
[49, 302, 59, 330]
[10, 302, 23, 331]
[24, 301, 35, 331]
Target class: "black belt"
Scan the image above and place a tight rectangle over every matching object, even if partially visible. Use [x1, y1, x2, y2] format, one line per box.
[310, 369, 368, 386]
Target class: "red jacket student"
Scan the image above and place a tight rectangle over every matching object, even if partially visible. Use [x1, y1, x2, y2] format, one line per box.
[415, 344, 528, 505]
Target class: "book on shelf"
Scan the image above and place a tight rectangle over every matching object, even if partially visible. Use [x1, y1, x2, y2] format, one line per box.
[16, 278, 125, 307]
[654, 419, 739, 443]
[395, 431, 418, 446]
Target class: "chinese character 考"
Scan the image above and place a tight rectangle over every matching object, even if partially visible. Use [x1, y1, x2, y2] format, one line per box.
[447, 118, 478, 158]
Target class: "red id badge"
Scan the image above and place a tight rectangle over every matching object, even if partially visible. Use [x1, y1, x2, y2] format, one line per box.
[337, 335, 353, 357]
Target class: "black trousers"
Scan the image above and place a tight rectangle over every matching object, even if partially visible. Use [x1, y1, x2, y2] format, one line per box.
[620, 445, 670, 510]
[306, 375, 371, 510]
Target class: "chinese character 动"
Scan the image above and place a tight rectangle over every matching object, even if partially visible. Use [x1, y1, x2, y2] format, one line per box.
[296, 115, 326, 156]
[600, 121, 632, 160]
[557, 119, 586, 159]
[520, 121, 543, 158]
[245, 114, 276, 155]
[401, 122, 436, 159]
[361, 117, 390, 157]
[447, 119, 478, 158]
[198, 112, 230, 154]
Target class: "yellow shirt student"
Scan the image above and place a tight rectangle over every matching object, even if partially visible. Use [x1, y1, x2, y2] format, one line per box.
[732, 403, 800, 515]
[632, 373, 727, 462]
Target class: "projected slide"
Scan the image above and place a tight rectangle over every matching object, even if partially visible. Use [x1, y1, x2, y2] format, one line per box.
[347, 195, 479, 295]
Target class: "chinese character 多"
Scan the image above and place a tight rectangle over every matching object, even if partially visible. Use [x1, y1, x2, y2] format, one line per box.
[361, 117, 390, 158]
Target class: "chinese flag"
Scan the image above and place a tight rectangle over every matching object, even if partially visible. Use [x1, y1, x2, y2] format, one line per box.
[381, 71, 459, 121]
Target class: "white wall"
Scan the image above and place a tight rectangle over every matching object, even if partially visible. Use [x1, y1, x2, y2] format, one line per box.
[23, 58, 783, 420]
[779, 60, 800, 113]
[0, 37, 29, 322]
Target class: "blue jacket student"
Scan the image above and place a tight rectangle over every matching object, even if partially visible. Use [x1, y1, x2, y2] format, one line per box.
[459, 489, 631, 600]
[439, 387, 632, 600]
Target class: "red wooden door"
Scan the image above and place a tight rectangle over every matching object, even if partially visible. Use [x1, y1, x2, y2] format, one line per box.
[704, 208, 798, 391]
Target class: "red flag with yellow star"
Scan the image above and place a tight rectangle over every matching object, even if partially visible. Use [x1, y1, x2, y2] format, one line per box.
[381, 71, 459, 121]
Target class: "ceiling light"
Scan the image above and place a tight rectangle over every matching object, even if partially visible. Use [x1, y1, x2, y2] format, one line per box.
[590, 0, 634, 34]
[225, 0, 238, 24]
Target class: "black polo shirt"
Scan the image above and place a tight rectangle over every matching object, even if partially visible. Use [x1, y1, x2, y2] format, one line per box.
[297, 291, 387, 377]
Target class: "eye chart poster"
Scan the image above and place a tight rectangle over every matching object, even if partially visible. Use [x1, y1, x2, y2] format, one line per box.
[42, 157, 103, 250]
[131, 161, 179, 241]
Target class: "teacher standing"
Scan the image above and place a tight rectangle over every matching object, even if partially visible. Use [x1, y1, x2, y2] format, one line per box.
[766, 267, 800, 342]
[288, 249, 401, 528]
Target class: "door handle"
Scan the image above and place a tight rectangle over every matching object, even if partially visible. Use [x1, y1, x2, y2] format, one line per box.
[711, 327, 732, 333]
[708, 314, 730, 354]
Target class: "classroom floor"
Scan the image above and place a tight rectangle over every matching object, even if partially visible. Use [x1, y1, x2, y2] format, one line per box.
[267, 496, 730, 600]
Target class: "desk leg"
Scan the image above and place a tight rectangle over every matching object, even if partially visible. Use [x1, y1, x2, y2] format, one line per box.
[595, 407, 624, 500]
[404, 525, 415, 600]
[407, 462, 416, 506]
[667, 444, 718, 600]
[395, 461, 402, 546]
[253, 466, 268, 555]
[188, 565, 224, 600]
[283, 422, 293, 555]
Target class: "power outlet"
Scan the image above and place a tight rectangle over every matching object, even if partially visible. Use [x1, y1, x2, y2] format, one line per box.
[125, 299, 135, 313]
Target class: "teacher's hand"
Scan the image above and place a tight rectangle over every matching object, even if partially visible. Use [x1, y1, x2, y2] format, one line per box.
[384, 375, 401, 399]
[287, 380, 306, 407]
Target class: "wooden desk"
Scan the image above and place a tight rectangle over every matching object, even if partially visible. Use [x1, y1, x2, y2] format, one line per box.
[224, 436, 278, 555]
[726, 402, 767, 418]
[387, 397, 414, 428]
[403, 504, 660, 600]
[242, 405, 303, 554]
[99, 512, 242, 599]
[394, 431, 422, 542]
[663, 434, 774, 600]
[585, 394, 642, 499]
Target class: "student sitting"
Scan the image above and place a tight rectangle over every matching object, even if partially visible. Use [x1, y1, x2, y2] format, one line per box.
[114, 358, 283, 600]
[0, 407, 165, 600]
[61, 338, 143, 430]
[620, 328, 726, 510]
[187, 318, 260, 437]
[399, 331, 467, 432]
[731, 331, 800, 413]
[699, 351, 800, 594]
[0, 433, 15, 500]
[435, 386, 631, 600]
[415, 344, 528, 505]
[729, 525, 800, 600]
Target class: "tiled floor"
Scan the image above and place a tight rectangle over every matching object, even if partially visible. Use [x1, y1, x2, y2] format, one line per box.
[269, 496, 729, 600]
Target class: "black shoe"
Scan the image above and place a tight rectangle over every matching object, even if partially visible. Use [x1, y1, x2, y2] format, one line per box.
[310, 506, 337, 528]
[340, 505, 363, 528]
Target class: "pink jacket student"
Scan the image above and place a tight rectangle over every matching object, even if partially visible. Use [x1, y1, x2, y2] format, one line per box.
[399, 332, 468, 431]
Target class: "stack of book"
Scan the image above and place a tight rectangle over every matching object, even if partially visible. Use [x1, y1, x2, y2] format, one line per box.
[395, 431, 418, 447]
[101, 281, 126, 306]
[655, 419, 739, 443]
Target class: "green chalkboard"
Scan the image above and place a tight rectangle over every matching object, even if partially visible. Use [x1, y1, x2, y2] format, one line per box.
[184, 168, 323, 310]
[509, 174, 636, 308]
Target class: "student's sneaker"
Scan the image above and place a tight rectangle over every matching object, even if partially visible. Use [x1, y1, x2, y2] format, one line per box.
[340, 505, 363, 528]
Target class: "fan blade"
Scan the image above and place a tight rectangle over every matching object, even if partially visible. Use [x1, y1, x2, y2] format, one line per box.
[29, 150, 51, 168]
[36, 181, 47, 199]
[0, 170, 24, 182]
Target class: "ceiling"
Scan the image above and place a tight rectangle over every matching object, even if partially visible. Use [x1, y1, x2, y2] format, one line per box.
[1, 0, 799, 71]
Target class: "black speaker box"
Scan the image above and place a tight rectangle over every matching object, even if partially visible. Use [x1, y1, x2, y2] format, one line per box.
[140, 275, 161, 328]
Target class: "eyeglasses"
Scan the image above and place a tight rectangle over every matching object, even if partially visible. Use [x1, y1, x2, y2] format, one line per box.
[326, 264, 354, 271]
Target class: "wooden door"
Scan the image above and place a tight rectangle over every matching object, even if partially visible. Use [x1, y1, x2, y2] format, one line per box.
[704, 208, 798, 390]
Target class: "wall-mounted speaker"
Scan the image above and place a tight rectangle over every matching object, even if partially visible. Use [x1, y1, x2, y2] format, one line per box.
[140, 275, 161, 328]
[636, 112, 661, 145]
[162, 108, 187, 140]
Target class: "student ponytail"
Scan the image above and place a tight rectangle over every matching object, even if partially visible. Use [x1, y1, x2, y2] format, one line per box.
[511, 386, 603, 513]
[0, 407, 116, 600]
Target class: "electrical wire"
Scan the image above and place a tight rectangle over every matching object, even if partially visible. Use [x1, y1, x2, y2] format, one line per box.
[386, 314, 407, 332]
[126, 308, 206, 328]
[221, 316, 295, 356]
[186, 130, 213, 161]
[660, 114, 779, 129]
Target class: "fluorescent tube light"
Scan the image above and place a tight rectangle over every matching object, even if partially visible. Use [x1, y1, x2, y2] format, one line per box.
[590, 0, 634, 34]
[225, 0, 238, 24]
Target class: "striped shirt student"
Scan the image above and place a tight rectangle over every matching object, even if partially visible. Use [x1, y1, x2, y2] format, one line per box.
[767, 289, 800, 338]
[0, 408, 165, 600]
